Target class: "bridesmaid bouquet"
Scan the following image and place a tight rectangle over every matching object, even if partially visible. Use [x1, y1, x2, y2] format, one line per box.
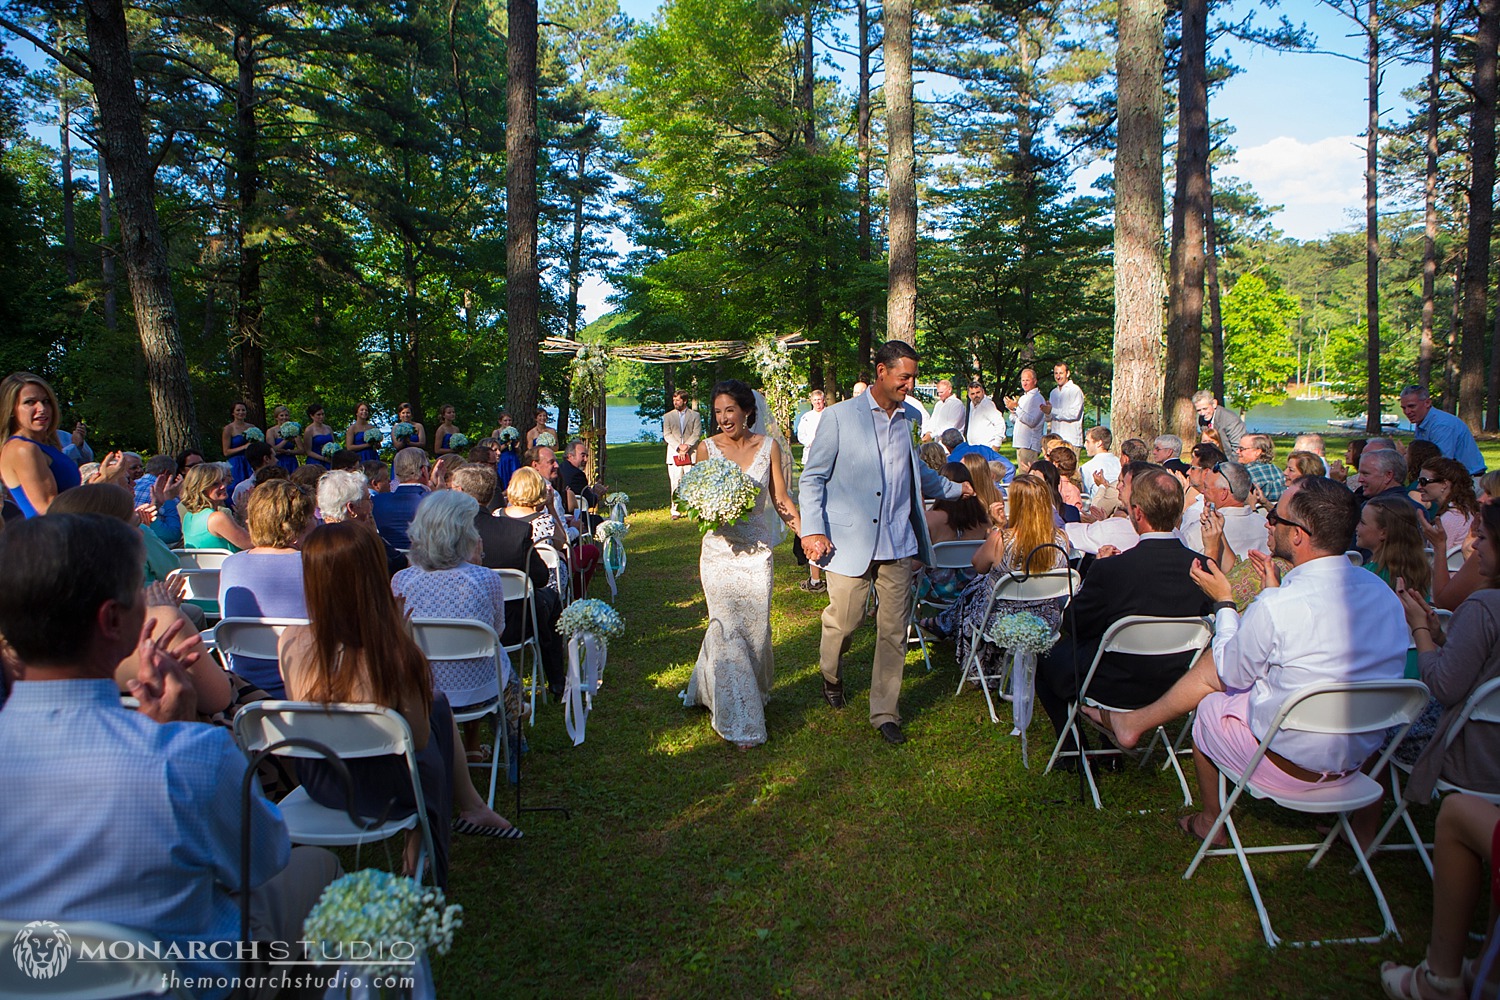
[391, 422, 415, 441]
[498, 427, 521, 444]
[302, 869, 462, 978]
[557, 598, 625, 640]
[243, 427, 265, 442]
[279, 420, 301, 440]
[321, 441, 342, 458]
[449, 433, 470, 449]
[677, 457, 759, 533]
[983, 611, 1059, 654]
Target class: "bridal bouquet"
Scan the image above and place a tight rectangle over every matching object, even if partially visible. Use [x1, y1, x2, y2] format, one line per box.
[677, 456, 759, 532]
[557, 598, 624, 640]
[243, 426, 265, 442]
[278, 421, 301, 440]
[983, 611, 1059, 654]
[302, 869, 462, 979]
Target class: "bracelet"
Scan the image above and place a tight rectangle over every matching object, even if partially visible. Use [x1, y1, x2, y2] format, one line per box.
[1412, 626, 1431, 635]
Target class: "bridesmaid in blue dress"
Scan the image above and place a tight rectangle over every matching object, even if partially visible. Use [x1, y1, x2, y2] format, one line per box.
[394, 402, 427, 452]
[0, 372, 82, 517]
[434, 404, 461, 458]
[221, 402, 259, 488]
[302, 403, 337, 469]
[268, 404, 302, 472]
[345, 402, 379, 462]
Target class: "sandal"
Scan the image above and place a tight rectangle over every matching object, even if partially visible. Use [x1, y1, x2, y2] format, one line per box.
[1380, 960, 1464, 1000]
[452, 817, 523, 840]
[465, 744, 493, 765]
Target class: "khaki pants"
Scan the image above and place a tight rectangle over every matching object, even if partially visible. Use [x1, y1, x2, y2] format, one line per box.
[820, 559, 915, 728]
[1016, 447, 1039, 470]
[667, 461, 688, 512]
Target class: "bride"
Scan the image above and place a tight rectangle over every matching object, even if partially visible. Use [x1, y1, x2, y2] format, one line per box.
[683, 379, 801, 749]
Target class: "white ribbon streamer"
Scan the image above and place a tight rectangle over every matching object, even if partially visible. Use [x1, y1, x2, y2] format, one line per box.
[564, 631, 607, 746]
[1009, 648, 1037, 768]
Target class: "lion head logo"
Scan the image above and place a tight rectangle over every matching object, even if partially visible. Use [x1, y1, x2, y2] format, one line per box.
[12, 921, 71, 980]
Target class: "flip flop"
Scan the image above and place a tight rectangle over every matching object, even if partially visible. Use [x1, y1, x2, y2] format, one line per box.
[452, 817, 523, 839]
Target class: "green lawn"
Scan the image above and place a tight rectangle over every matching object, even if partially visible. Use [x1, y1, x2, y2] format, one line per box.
[430, 442, 1455, 999]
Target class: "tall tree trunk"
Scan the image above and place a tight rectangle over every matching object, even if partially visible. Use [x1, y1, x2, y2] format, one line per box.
[1364, 0, 1382, 435]
[402, 234, 422, 420]
[1016, 22, 1038, 363]
[98, 144, 116, 331]
[1446, 247, 1465, 407]
[1164, 0, 1208, 439]
[1110, 0, 1166, 445]
[884, 0, 915, 345]
[856, 0, 874, 372]
[60, 93, 76, 285]
[558, 141, 588, 444]
[1418, 0, 1443, 391]
[234, 23, 265, 427]
[1460, 0, 1498, 428]
[82, 0, 198, 453]
[1205, 159, 1225, 402]
[506, 0, 542, 427]
[802, 6, 824, 393]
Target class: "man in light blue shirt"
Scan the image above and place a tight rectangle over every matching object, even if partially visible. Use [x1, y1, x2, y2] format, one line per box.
[0, 515, 337, 999]
[1401, 384, 1486, 476]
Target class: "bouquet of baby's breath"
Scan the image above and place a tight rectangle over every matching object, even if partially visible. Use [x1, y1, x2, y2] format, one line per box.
[983, 612, 1059, 654]
[243, 427, 265, 442]
[321, 441, 342, 458]
[448, 433, 469, 449]
[595, 520, 629, 543]
[604, 492, 629, 507]
[278, 421, 301, 439]
[302, 869, 462, 979]
[677, 456, 759, 533]
[557, 598, 624, 640]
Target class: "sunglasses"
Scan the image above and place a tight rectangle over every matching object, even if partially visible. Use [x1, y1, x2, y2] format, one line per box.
[1265, 508, 1309, 533]
[1416, 476, 1441, 487]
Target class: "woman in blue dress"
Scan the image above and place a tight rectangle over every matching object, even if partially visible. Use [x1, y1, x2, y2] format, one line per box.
[302, 403, 337, 469]
[221, 401, 259, 489]
[496, 425, 522, 495]
[0, 372, 82, 517]
[434, 404, 462, 458]
[267, 404, 302, 472]
[345, 402, 380, 462]
[394, 401, 427, 452]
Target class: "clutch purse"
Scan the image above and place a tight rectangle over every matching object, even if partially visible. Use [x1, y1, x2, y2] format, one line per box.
[673, 454, 693, 467]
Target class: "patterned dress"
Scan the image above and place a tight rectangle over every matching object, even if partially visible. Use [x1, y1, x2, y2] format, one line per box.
[391, 562, 511, 706]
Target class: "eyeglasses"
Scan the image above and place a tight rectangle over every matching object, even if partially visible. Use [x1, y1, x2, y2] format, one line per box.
[1265, 508, 1309, 533]
[1416, 476, 1441, 487]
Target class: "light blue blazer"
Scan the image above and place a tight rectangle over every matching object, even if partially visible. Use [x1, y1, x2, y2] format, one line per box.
[798, 395, 962, 578]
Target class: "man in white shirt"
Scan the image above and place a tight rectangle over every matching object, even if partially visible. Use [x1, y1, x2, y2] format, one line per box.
[1079, 426, 1121, 499]
[1178, 462, 1267, 563]
[1004, 368, 1045, 468]
[965, 380, 1007, 450]
[1042, 362, 1085, 446]
[1085, 477, 1408, 846]
[662, 390, 702, 519]
[796, 390, 826, 451]
[923, 379, 966, 441]
[1065, 459, 1150, 555]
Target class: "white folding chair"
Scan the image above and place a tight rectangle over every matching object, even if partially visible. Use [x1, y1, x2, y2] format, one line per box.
[956, 567, 1079, 726]
[493, 569, 544, 724]
[1446, 545, 1466, 572]
[171, 547, 235, 571]
[233, 701, 438, 884]
[909, 539, 986, 672]
[1182, 679, 1431, 948]
[1044, 615, 1212, 809]
[1369, 675, 1500, 877]
[409, 618, 508, 810]
[535, 541, 572, 607]
[0, 919, 190, 999]
[1345, 550, 1364, 567]
[165, 567, 222, 621]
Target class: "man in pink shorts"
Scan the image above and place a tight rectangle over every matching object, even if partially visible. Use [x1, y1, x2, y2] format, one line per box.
[1086, 476, 1409, 844]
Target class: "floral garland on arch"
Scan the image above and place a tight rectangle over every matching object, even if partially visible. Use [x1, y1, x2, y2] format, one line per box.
[747, 336, 804, 439]
[570, 344, 611, 418]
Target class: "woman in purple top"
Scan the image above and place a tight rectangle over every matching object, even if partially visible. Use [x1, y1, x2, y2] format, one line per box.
[0, 372, 81, 517]
[218, 480, 315, 698]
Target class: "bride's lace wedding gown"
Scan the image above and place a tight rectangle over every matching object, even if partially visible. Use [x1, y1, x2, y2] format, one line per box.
[683, 436, 777, 745]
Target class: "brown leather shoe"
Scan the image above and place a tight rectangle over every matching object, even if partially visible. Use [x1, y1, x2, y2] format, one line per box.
[878, 722, 907, 745]
[822, 679, 847, 710]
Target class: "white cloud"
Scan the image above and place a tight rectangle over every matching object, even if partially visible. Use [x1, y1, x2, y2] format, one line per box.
[1220, 135, 1369, 242]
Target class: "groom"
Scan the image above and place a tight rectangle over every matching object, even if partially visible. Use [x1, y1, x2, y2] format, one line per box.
[800, 340, 972, 744]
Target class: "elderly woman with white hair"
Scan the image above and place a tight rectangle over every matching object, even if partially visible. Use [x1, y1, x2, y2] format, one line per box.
[392, 489, 517, 763]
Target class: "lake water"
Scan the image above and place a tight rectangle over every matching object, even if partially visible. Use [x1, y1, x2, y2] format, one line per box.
[564, 397, 1412, 445]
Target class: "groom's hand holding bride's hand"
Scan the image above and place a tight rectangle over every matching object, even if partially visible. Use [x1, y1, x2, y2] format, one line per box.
[802, 534, 833, 563]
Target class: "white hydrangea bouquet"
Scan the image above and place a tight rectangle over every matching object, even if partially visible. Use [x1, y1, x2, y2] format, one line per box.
[595, 520, 628, 544]
[498, 426, 521, 444]
[676, 456, 759, 533]
[982, 611, 1059, 767]
[555, 599, 623, 745]
[243, 426, 265, 442]
[321, 440, 342, 458]
[391, 422, 416, 442]
[604, 492, 629, 508]
[448, 432, 469, 450]
[278, 421, 301, 440]
[303, 869, 460, 994]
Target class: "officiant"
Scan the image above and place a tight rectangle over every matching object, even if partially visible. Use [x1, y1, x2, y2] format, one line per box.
[663, 389, 702, 520]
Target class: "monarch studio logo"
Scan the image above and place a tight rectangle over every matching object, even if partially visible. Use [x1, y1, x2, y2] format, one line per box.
[11, 921, 72, 980]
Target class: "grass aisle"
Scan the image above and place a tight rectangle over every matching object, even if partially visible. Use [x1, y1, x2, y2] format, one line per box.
[433, 443, 1438, 999]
